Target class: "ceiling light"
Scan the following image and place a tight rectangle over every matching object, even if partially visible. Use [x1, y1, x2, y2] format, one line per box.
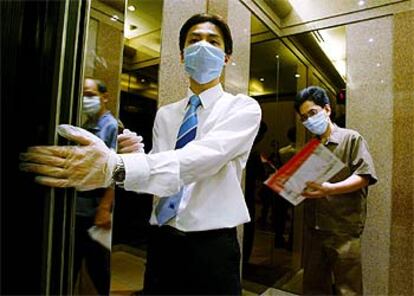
[368, 38, 374, 43]
[294, 74, 300, 78]
[141, 78, 146, 83]
[110, 15, 119, 21]
[358, 0, 365, 6]
[259, 78, 265, 82]
[128, 5, 136, 11]
[231, 62, 237, 66]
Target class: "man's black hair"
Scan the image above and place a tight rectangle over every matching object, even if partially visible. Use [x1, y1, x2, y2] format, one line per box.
[179, 13, 233, 55]
[294, 86, 330, 112]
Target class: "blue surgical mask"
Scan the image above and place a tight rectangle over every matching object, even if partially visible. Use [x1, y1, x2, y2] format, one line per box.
[83, 96, 101, 116]
[303, 110, 329, 135]
[184, 41, 225, 84]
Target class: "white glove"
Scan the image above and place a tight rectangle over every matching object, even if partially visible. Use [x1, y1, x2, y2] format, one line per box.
[19, 124, 118, 191]
[117, 128, 145, 153]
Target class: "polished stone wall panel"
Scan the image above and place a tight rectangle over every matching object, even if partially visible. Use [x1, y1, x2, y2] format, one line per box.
[208, 0, 251, 95]
[158, 0, 207, 107]
[347, 16, 394, 296]
[389, 10, 414, 296]
[95, 21, 123, 116]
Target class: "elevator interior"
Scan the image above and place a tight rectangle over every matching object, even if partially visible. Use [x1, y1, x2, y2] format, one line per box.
[3, 0, 406, 295]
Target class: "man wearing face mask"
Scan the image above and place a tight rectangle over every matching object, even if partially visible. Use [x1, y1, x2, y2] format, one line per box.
[135, 14, 261, 294]
[74, 78, 117, 295]
[295, 86, 377, 295]
[20, 14, 261, 295]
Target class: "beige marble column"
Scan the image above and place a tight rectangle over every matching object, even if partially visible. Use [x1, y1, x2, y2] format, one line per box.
[347, 16, 393, 296]
[86, 1, 125, 117]
[389, 10, 414, 296]
[207, 0, 252, 95]
[94, 21, 124, 116]
[158, 0, 207, 107]
[347, 12, 414, 295]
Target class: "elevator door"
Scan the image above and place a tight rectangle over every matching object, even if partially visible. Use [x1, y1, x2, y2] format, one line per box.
[1, 0, 89, 294]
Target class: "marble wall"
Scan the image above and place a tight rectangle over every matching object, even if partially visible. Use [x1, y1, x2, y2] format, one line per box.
[158, 0, 207, 107]
[94, 21, 124, 116]
[347, 11, 414, 295]
[347, 16, 393, 296]
[85, 1, 125, 117]
[389, 10, 414, 296]
[208, 0, 251, 95]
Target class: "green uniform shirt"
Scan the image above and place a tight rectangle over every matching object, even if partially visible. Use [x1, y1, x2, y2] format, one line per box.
[304, 125, 377, 236]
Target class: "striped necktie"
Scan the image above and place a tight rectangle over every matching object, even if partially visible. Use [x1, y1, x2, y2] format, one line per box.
[155, 95, 201, 225]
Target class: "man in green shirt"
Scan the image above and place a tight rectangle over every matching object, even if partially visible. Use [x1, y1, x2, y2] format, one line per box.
[295, 86, 377, 295]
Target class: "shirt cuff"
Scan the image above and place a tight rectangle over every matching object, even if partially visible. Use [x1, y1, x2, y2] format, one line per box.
[119, 153, 150, 192]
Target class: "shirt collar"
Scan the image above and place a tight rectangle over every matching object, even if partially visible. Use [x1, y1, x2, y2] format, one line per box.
[186, 83, 224, 110]
[83, 111, 111, 131]
[326, 124, 342, 145]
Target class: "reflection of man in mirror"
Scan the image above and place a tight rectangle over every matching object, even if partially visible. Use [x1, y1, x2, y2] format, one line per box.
[295, 86, 377, 296]
[273, 126, 297, 249]
[20, 14, 261, 295]
[278, 127, 297, 165]
[74, 78, 118, 295]
[243, 121, 267, 268]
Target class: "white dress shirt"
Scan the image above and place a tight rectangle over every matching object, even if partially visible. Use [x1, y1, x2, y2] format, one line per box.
[119, 83, 262, 231]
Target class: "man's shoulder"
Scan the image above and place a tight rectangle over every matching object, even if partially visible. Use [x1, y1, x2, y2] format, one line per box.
[222, 92, 261, 111]
[333, 126, 364, 143]
[99, 111, 117, 124]
[158, 98, 186, 112]
[98, 112, 118, 134]
[225, 92, 257, 103]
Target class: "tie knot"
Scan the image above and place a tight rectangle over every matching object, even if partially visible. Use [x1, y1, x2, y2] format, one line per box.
[189, 95, 201, 108]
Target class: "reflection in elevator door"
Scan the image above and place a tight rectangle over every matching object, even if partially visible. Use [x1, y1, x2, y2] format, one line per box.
[1, 0, 89, 294]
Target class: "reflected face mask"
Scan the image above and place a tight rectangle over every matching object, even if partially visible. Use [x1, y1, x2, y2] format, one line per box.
[184, 41, 225, 84]
[303, 110, 329, 135]
[83, 96, 101, 116]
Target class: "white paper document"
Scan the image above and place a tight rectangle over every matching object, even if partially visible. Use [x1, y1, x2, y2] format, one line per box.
[264, 139, 346, 206]
[88, 226, 112, 250]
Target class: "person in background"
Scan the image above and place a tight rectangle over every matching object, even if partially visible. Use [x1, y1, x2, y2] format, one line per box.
[74, 78, 118, 295]
[257, 144, 277, 229]
[273, 126, 297, 249]
[243, 121, 267, 268]
[20, 13, 261, 295]
[278, 127, 297, 165]
[295, 86, 377, 295]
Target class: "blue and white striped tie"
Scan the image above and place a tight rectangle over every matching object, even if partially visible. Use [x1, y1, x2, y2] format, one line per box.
[155, 95, 201, 225]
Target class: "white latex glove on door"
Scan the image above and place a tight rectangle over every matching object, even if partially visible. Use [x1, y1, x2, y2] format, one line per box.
[19, 124, 118, 191]
[117, 128, 145, 154]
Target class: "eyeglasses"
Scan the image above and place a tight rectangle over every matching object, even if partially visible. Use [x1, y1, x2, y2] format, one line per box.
[299, 108, 322, 122]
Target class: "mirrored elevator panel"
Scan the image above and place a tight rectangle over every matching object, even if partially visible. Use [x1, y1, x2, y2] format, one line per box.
[2, 0, 89, 294]
[73, 0, 126, 295]
[110, 0, 163, 294]
[243, 10, 347, 295]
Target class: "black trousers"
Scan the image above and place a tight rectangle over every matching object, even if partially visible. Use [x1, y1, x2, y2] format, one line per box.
[73, 216, 110, 295]
[143, 225, 241, 295]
